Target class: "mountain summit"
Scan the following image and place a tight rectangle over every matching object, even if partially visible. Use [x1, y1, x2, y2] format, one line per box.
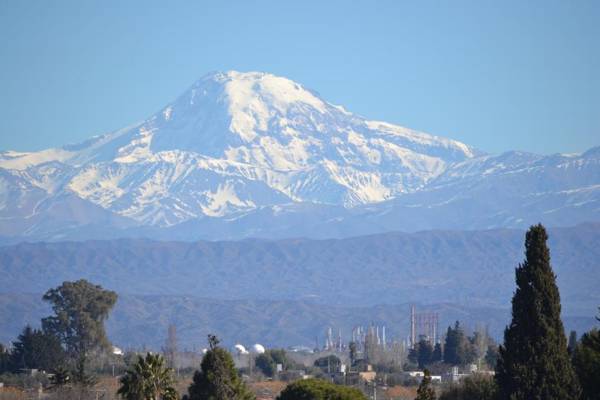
[0, 71, 598, 241]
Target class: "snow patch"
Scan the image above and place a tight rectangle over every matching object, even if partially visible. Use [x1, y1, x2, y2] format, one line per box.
[202, 182, 256, 217]
[223, 71, 327, 142]
[0, 149, 73, 170]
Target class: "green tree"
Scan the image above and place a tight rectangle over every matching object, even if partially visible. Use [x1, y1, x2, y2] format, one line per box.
[314, 355, 341, 373]
[444, 322, 468, 365]
[572, 328, 600, 400]
[415, 369, 436, 400]
[41, 279, 117, 384]
[49, 365, 71, 388]
[0, 343, 10, 373]
[184, 335, 254, 400]
[277, 378, 366, 400]
[495, 224, 580, 399]
[568, 330, 577, 356]
[484, 345, 498, 370]
[118, 353, 177, 400]
[255, 348, 295, 377]
[408, 347, 418, 366]
[417, 339, 433, 369]
[431, 343, 442, 363]
[439, 374, 497, 400]
[469, 328, 490, 367]
[348, 341, 357, 366]
[254, 353, 275, 376]
[9, 325, 65, 372]
[443, 325, 455, 364]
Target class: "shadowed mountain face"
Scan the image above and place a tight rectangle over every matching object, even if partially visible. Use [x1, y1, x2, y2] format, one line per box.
[1, 224, 598, 314]
[0, 71, 597, 242]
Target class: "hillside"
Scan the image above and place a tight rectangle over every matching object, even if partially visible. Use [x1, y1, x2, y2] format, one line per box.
[1, 224, 598, 314]
[1, 293, 596, 350]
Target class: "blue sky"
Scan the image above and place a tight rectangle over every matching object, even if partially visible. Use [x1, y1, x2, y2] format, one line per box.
[0, 0, 598, 154]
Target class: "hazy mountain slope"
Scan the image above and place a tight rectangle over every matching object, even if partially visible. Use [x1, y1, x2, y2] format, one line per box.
[342, 148, 600, 232]
[1, 293, 596, 349]
[0, 71, 597, 241]
[1, 224, 598, 315]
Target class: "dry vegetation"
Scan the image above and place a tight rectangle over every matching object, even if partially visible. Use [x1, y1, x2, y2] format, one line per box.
[0, 377, 294, 400]
[384, 385, 418, 400]
[248, 381, 288, 400]
[0, 387, 26, 400]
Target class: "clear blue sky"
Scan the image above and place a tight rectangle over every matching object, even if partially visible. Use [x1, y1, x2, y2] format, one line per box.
[0, 0, 598, 154]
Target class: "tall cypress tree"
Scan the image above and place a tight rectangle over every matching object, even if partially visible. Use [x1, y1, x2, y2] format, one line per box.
[415, 369, 436, 400]
[495, 224, 580, 399]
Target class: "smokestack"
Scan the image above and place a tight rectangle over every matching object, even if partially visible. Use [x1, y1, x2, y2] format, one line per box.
[433, 313, 438, 344]
[410, 305, 416, 349]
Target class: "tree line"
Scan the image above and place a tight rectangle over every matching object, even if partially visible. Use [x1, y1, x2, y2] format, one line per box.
[414, 224, 600, 400]
[1, 223, 599, 399]
[0, 279, 117, 387]
[407, 321, 498, 370]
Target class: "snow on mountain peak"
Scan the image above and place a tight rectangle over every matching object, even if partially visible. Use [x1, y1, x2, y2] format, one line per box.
[219, 71, 328, 142]
[0, 70, 484, 228]
[217, 70, 326, 109]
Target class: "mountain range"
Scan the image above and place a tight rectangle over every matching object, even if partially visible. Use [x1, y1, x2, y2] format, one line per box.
[0, 224, 599, 347]
[0, 292, 516, 349]
[3, 223, 599, 311]
[6, 292, 596, 350]
[1, 71, 598, 242]
[1, 72, 598, 348]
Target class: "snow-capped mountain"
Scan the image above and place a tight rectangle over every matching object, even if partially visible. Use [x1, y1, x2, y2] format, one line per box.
[0, 71, 598, 241]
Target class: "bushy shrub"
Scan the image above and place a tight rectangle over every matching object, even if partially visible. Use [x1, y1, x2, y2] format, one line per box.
[439, 374, 497, 400]
[277, 378, 367, 400]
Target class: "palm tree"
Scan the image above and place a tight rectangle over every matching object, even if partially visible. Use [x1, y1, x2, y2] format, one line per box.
[118, 353, 178, 400]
